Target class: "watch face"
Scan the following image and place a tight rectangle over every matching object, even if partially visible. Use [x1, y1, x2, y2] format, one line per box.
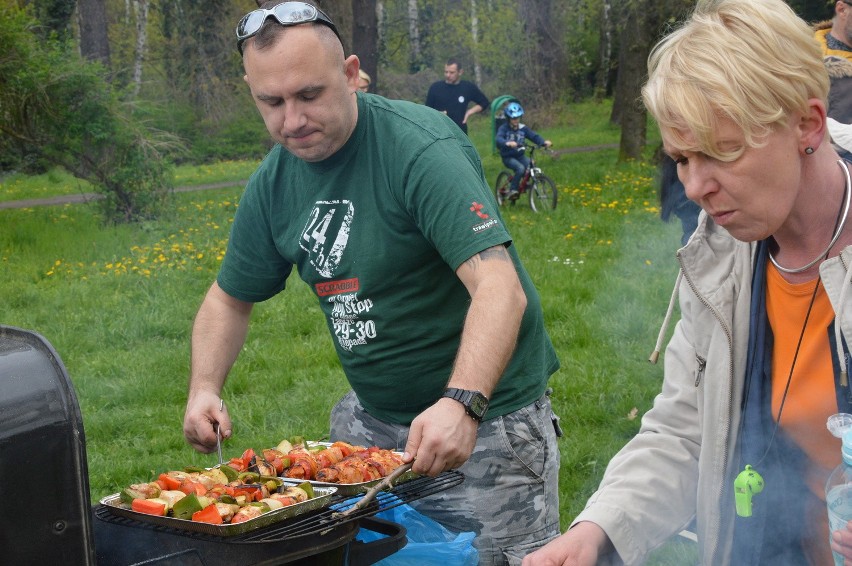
[468, 393, 489, 417]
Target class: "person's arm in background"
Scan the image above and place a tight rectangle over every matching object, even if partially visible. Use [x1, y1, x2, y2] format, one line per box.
[525, 126, 552, 148]
[522, 522, 615, 566]
[183, 281, 253, 453]
[495, 122, 512, 150]
[462, 86, 490, 126]
[402, 244, 526, 476]
[463, 103, 484, 126]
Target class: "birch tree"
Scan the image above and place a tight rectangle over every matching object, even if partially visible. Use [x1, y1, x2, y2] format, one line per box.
[408, 0, 422, 71]
[470, 0, 482, 86]
[131, 0, 148, 98]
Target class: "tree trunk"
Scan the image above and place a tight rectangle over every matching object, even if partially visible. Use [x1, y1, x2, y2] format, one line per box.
[407, 0, 422, 72]
[76, 0, 111, 68]
[594, 0, 612, 101]
[470, 0, 482, 86]
[616, 0, 650, 161]
[352, 0, 379, 89]
[376, 0, 385, 49]
[517, 0, 567, 107]
[131, 0, 149, 98]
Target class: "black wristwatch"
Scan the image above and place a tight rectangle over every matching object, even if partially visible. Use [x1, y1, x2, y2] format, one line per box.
[442, 388, 489, 422]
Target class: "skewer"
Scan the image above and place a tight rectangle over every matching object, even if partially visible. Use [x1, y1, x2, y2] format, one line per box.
[331, 462, 414, 519]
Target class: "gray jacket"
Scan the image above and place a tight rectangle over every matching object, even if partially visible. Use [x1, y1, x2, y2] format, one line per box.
[572, 212, 852, 565]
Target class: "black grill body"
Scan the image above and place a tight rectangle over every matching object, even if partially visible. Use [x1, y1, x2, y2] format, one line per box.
[92, 509, 405, 566]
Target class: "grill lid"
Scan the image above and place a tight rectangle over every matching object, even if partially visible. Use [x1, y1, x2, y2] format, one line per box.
[0, 325, 95, 565]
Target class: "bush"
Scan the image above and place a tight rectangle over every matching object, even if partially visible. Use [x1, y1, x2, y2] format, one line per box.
[0, 4, 178, 223]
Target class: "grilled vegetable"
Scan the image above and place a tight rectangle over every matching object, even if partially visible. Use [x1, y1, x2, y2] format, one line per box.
[132, 498, 167, 516]
[158, 490, 188, 509]
[172, 493, 203, 520]
[261, 497, 285, 510]
[202, 467, 229, 486]
[192, 503, 223, 524]
[119, 482, 161, 505]
[216, 464, 239, 482]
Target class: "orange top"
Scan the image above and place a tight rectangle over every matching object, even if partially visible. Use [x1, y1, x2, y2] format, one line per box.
[767, 265, 840, 565]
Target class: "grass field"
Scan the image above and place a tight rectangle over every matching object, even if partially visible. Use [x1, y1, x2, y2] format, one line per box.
[0, 100, 696, 562]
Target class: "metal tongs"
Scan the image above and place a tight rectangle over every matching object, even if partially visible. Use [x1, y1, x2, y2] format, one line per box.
[215, 398, 224, 467]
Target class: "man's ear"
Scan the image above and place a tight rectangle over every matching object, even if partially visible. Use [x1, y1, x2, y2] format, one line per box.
[344, 55, 360, 91]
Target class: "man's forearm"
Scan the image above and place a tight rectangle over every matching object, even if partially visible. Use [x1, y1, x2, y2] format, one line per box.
[464, 104, 484, 123]
[189, 283, 253, 396]
[449, 248, 526, 394]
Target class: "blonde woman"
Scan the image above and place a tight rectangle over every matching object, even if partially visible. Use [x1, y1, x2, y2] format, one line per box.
[525, 0, 852, 564]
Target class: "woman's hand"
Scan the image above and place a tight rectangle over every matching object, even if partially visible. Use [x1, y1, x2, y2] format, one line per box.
[522, 522, 613, 566]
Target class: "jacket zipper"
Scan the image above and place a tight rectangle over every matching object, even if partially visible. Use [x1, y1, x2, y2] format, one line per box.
[695, 355, 707, 387]
[677, 251, 736, 565]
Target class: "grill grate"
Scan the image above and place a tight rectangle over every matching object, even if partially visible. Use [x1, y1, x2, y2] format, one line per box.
[95, 470, 464, 544]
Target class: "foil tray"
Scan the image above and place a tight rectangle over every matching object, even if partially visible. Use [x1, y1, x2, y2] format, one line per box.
[282, 441, 418, 496]
[99, 483, 337, 537]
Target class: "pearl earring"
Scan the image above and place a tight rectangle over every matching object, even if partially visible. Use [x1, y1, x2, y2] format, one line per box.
[805, 147, 815, 155]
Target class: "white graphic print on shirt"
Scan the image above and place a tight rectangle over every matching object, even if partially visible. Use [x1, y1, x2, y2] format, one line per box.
[301, 199, 376, 352]
[300, 199, 354, 278]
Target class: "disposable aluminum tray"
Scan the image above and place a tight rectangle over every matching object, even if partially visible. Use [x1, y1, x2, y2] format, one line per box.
[284, 441, 418, 496]
[99, 484, 337, 537]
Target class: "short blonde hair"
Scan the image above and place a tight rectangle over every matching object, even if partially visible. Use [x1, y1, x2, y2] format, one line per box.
[642, 0, 829, 160]
[358, 69, 371, 85]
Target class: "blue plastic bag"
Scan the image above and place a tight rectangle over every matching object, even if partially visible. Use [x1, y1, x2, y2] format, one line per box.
[356, 501, 479, 565]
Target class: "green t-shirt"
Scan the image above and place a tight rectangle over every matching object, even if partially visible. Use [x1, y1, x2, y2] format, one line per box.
[218, 93, 559, 424]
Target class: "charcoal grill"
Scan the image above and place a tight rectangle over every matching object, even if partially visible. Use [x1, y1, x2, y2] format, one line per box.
[0, 325, 464, 565]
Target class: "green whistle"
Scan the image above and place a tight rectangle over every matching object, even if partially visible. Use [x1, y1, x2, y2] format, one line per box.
[734, 465, 765, 517]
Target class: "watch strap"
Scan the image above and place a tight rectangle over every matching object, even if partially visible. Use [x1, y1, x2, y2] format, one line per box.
[442, 387, 488, 421]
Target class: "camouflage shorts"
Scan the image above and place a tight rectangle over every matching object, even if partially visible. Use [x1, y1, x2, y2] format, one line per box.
[330, 389, 562, 566]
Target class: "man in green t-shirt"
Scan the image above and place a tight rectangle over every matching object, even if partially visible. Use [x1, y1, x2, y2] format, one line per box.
[182, 3, 561, 563]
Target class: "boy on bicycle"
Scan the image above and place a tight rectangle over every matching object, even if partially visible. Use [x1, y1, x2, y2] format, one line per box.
[495, 102, 552, 198]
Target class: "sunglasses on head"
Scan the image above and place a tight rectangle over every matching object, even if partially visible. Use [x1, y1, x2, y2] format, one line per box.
[236, 1, 341, 55]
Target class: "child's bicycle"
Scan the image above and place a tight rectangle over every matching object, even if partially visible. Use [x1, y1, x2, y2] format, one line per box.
[494, 143, 558, 213]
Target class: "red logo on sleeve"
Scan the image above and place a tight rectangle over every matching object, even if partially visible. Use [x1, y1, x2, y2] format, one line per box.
[470, 202, 489, 219]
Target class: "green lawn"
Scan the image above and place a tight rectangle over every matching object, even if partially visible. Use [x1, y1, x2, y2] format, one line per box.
[0, 100, 694, 562]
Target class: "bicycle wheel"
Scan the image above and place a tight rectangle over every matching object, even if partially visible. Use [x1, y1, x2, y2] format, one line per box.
[494, 171, 512, 206]
[528, 174, 558, 212]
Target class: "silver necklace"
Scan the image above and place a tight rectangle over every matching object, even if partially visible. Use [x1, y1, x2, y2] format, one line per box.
[768, 159, 852, 274]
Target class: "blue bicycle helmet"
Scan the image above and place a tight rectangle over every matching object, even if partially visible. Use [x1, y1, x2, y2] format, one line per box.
[504, 102, 524, 119]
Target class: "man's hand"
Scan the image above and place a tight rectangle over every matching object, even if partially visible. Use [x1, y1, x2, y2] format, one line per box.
[183, 389, 232, 454]
[507, 141, 518, 148]
[402, 397, 478, 476]
[463, 104, 484, 125]
[543, 140, 553, 148]
[522, 522, 613, 566]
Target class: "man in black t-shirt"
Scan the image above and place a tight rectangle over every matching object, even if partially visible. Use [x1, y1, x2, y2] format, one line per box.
[425, 58, 489, 134]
